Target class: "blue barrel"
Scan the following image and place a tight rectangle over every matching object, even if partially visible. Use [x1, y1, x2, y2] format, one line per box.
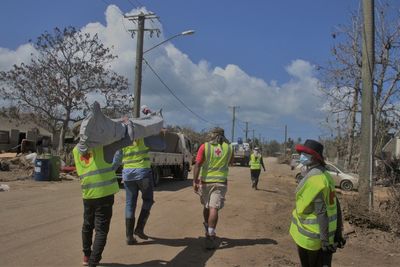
[34, 158, 51, 181]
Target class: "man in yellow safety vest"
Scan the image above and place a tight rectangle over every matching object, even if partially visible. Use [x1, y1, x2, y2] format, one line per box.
[73, 119, 134, 267]
[289, 139, 346, 267]
[249, 147, 265, 190]
[113, 135, 165, 245]
[193, 127, 233, 249]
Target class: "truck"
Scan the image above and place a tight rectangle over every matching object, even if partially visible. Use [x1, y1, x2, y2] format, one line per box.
[117, 132, 194, 187]
[231, 141, 251, 166]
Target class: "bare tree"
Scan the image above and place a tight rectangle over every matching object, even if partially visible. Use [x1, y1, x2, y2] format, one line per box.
[0, 27, 132, 151]
[319, 10, 363, 169]
[319, 2, 400, 170]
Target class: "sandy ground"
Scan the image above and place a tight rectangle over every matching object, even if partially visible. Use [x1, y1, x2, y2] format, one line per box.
[0, 157, 399, 267]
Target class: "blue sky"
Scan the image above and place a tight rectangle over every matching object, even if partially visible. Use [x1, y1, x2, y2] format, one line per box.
[1, 0, 398, 143]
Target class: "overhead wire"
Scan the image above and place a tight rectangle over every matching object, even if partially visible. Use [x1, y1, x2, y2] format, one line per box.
[98, 0, 228, 126]
[142, 58, 220, 126]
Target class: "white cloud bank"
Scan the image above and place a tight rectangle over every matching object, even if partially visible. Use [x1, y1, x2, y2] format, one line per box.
[0, 5, 326, 139]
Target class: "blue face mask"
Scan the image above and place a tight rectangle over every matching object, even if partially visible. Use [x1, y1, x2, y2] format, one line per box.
[299, 153, 313, 166]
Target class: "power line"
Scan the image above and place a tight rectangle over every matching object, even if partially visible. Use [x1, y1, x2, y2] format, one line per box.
[142, 58, 221, 126]
[125, 0, 139, 9]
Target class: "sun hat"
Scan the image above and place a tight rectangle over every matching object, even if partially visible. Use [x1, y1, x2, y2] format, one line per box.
[295, 139, 325, 164]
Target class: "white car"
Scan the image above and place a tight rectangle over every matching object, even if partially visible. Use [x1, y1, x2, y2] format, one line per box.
[295, 162, 359, 191]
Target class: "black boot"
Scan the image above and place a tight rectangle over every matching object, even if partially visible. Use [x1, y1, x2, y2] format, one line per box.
[125, 218, 136, 245]
[134, 209, 150, 240]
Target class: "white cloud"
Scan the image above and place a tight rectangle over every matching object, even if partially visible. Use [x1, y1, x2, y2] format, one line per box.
[0, 44, 35, 71]
[0, 5, 326, 140]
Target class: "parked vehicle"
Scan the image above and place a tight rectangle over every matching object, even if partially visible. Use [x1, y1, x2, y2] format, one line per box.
[116, 132, 194, 187]
[231, 141, 251, 166]
[290, 153, 300, 170]
[295, 161, 359, 191]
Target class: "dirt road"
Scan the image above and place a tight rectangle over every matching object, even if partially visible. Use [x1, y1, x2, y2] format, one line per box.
[0, 158, 399, 267]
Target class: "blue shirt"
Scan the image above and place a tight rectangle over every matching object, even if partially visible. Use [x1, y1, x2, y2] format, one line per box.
[113, 135, 165, 182]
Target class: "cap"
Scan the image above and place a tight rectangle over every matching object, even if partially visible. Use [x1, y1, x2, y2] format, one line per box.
[210, 127, 225, 135]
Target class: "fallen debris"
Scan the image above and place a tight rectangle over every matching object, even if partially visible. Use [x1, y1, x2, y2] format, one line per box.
[0, 153, 17, 159]
[0, 161, 10, 171]
[0, 184, 10, 192]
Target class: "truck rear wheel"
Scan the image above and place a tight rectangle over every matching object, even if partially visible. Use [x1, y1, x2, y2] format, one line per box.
[174, 164, 188, 180]
[152, 167, 160, 187]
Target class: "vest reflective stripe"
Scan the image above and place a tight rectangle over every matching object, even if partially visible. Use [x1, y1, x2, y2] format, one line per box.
[200, 142, 232, 183]
[298, 214, 337, 225]
[79, 166, 115, 179]
[291, 217, 336, 239]
[122, 139, 151, 169]
[207, 166, 229, 172]
[123, 149, 150, 157]
[73, 146, 119, 200]
[250, 154, 261, 170]
[289, 171, 337, 250]
[82, 178, 118, 190]
[122, 158, 151, 164]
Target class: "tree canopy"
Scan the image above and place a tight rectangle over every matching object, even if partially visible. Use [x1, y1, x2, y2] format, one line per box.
[0, 26, 133, 150]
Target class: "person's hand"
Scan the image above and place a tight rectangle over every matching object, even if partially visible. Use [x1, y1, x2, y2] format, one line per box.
[121, 115, 129, 124]
[193, 179, 201, 194]
[335, 233, 347, 249]
[321, 241, 337, 253]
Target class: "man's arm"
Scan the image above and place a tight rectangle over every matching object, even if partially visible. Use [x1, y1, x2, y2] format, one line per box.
[112, 149, 123, 170]
[193, 144, 205, 192]
[314, 192, 330, 250]
[229, 149, 234, 165]
[261, 157, 266, 171]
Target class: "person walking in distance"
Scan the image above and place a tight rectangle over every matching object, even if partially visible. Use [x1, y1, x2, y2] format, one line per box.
[192, 127, 233, 249]
[249, 147, 265, 190]
[72, 119, 134, 267]
[289, 139, 346, 267]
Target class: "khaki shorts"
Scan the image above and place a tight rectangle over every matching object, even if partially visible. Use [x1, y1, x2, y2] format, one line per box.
[199, 183, 227, 209]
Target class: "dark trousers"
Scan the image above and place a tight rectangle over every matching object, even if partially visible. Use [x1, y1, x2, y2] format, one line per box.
[124, 176, 154, 219]
[82, 195, 114, 265]
[297, 245, 332, 267]
[250, 169, 261, 187]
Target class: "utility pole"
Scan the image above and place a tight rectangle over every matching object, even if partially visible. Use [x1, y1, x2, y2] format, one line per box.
[252, 129, 255, 144]
[245, 121, 249, 141]
[283, 125, 287, 156]
[359, 0, 375, 210]
[229, 106, 239, 142]
[125, 13, 159, 118]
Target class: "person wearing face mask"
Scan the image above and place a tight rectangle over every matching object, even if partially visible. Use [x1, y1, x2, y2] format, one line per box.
[289, 139, 346, 267]
[249, 147, 266, 190]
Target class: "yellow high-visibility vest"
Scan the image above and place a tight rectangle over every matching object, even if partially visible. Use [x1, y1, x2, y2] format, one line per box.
[122, 139, 151, 169]
[73, 146, 119, 200]
[200, 142, 232, 183]
[289, 170, 337, 250]
[250, 154, 262, 170]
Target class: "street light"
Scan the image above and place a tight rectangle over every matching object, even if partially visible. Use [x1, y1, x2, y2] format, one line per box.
[133, 29, 195, 118]
[143, 30, 195, 54]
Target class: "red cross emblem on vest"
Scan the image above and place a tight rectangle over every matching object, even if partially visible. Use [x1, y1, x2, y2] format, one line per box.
[80, 153, 92, 166]
[214, 147, 222, 157]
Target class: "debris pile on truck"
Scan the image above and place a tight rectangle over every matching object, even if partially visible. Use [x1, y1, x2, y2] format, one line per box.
[116, 131, 194, 186]
[231, 139, 251, 166]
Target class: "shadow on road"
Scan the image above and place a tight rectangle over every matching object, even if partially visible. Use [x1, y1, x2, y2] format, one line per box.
[257, 188, 278, 193]
[101, 236, 278, 267]
[154, 178, 193, 192]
